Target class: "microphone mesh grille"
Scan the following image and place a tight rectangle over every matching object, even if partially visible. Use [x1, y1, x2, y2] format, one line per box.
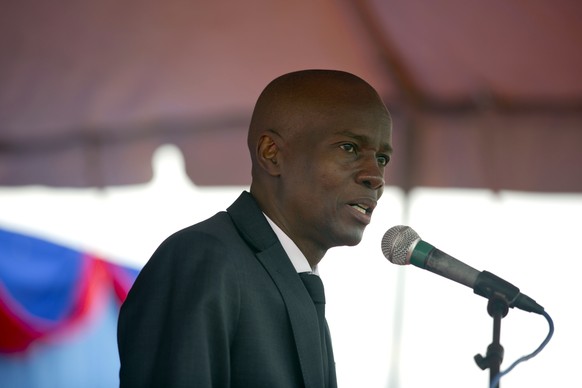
[381, 225, 420, 265]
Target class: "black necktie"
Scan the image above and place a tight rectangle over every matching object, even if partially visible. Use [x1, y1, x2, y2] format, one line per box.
[299, 272, 336, 388]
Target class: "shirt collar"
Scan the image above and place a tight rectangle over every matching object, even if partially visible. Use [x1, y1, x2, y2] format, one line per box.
[263, 213, 317, 274]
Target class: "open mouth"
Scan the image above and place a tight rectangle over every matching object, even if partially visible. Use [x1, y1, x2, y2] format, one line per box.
[350, 204, 370, 215]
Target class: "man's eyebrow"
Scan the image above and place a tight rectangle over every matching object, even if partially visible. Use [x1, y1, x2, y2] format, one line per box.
[337, 130, 393, 153]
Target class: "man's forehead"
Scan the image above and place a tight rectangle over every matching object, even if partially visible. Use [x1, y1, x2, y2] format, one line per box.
[254, 70, 390, 140]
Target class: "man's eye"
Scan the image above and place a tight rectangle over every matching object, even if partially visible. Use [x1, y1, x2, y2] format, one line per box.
[340, 143, 356, 153]
[377, 155, 389, 167]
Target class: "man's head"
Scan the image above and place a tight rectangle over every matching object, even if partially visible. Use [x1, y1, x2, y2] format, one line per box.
[248, 69, 392, 265]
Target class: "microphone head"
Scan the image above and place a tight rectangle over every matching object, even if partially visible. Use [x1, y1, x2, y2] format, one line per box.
[381, 225, 421, 265]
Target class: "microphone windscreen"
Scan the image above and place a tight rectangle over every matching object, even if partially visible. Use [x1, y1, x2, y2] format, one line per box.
[381, 225, 420, 265]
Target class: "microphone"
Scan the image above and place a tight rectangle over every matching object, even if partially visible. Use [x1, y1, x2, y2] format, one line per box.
[381, 225, 544, 314]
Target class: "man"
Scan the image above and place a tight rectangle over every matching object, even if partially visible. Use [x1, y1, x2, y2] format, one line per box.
[118, 69, 393, 387]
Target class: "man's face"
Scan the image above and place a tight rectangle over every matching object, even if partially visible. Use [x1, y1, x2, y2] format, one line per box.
[277, 99, 392, 253]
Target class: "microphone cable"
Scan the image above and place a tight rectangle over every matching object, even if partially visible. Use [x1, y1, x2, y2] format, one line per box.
[490, 310, 554, 388]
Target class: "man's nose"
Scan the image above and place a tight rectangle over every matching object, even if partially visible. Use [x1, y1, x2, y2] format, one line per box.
[356, 157, 385, 190]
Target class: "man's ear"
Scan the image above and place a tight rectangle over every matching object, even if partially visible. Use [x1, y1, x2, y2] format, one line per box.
[256, 131, 282, 176]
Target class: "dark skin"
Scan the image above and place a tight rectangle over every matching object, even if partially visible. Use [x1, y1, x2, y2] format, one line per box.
[248, 70, 393, 268]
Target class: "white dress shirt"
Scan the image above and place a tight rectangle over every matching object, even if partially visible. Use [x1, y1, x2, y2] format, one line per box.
[263, 213, 318, 274]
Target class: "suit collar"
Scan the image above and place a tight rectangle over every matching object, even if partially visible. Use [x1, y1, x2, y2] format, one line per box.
[226, 191, 278, 251]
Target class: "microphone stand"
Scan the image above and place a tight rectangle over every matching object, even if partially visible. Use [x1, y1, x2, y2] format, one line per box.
[474, 297, 509, 388]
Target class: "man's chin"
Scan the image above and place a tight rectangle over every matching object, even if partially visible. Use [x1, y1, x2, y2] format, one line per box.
[338, 230, 365, 247]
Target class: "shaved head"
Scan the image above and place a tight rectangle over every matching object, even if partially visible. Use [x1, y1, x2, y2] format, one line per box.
[248, 69, 390, 170]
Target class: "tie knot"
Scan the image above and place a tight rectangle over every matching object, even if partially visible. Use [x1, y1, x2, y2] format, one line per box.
[299, 273, 326, 304]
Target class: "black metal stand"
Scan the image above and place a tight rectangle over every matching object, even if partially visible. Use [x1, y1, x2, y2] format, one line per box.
[474, 297, 509, 388]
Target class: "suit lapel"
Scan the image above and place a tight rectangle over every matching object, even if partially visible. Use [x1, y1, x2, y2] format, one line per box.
[228, 192, 325, 388]
[257, 245, 325, 388]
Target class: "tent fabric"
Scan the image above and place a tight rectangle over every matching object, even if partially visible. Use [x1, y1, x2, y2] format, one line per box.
[1, 0, 581, 191]
[0, 228, 138, 353]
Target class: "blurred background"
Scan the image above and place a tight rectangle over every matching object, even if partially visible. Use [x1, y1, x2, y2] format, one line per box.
[1, 1, 581, 387]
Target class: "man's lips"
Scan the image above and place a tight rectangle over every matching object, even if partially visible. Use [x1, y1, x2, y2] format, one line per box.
[347, 199, 377, 217]
[350, 204, 370, 214]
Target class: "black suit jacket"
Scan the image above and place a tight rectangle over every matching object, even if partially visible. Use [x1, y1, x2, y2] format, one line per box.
[118, 191, 337, 387]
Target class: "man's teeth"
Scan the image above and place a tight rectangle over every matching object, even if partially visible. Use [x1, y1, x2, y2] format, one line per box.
[351, 204, 368, 214]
